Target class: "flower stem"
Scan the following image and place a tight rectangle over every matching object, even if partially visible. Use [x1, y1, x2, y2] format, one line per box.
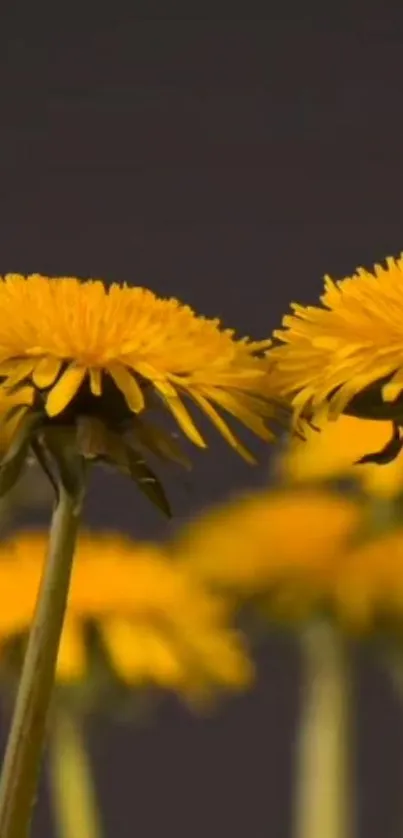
[49, 707, 102, 838]
[0, 484, 83, 838]
[293, 622, 352, 838]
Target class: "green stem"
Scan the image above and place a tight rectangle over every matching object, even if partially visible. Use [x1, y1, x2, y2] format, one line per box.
[0, 484, 83, 838]
[49, 707, 102, 838]
[294, 622, 352, 838]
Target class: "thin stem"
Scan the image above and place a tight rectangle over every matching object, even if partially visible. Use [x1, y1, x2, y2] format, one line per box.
[49, 707, 102, 838]
[294, 622, 352, 838]
[0, 484, 83, 838]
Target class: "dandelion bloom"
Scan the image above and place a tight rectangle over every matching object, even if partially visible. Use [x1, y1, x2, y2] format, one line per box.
[0, 274, 279, 462]
[270, 256, 403, 464]
[279, 413, 403, 498]
[173, 488, 362, 606]
[331, 529, 403, 630]
[0, 531, 252, 698]
[174, 483, 403, 637]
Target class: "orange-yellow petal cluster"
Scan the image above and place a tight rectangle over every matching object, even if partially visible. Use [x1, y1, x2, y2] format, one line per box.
[0, 531, 252, 696]
[175, 484, 403, 634]
[270, 255, 403, 428]
[0, 274, 277, 461]
[332, 530, 403, 629]
[279, 413, 403, 498]
[174, 488, 362, 597]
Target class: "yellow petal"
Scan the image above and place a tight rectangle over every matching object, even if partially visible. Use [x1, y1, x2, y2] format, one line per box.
[132, 361, 163, 381]
[138, 633, 184, 686]
[202, 387, 272, 440]
[3, 360, 36, 388]
[189, 390, 255, 462]
[89, 368, 102, 396]
[101, 618, 149, 683]
[46, 364, 87, 416]
[185, 631, 253, 687]
[32, 356, 62, 389]
[101, 619, 184, 687]
[107, 363, 144, 413]
[153, 380, 206, 448]
[0, 361, 24, 376]
[2, 386, 34, 408]
[57, 620, 86, 681]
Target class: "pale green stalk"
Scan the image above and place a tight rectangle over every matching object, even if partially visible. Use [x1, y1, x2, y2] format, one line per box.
[293, 622, 352, 838]
[50, 707, 102, 838]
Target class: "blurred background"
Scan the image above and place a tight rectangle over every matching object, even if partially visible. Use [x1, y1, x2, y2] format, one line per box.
[1, 8, 403, 837]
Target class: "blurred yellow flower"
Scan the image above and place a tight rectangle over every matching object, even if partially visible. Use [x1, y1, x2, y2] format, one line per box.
[173, 488, 362, 601]
[0, 531, 252, 697]
[331, 529, 403, 629]
[0, 274, 279, 463]
[174, 483, 403, 637]
[279, 413, 403, 498]
[270, 255, 403, 438]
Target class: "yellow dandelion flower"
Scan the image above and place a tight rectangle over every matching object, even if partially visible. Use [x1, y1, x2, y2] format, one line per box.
[0, 274, 278, 461]
[270, 256, 403, 458]
[279, 413, 403, 498]
[331, 529, 403, 630]
[174, 480, 403, 639]
[173, 488, 362, 600]
[0, 531, 252, 698]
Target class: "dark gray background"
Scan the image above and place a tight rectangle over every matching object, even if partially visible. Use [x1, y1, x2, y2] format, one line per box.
[1, 10, 403, 837]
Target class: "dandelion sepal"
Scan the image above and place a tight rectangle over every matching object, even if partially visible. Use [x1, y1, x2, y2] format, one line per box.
[75, 417, 171, 516]
[42, 426, 86, 504]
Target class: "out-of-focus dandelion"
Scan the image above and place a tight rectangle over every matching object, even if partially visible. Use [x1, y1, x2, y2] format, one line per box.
[0, 529, 252, 838]
[0, 530, 252, 697]
[269, 255, 403, 465]
[172, 472, 403, 639]
[278, 412, 403, 498]
[172, 487, 365, 838]
[330, 527, 403, 630]
[172, 487, 362, 609]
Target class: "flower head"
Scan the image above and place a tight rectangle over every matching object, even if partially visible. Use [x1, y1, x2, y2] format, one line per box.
[270, 256, 403, 448]
[174, 483, 403, 639]
[0, 275, 283, 512]
[0, 531, 252, 701]
[0, 274, 276, 453]
[173, 488, 362, 606]
[279, 413, 403, 498]
[331, 529, 403, 629]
